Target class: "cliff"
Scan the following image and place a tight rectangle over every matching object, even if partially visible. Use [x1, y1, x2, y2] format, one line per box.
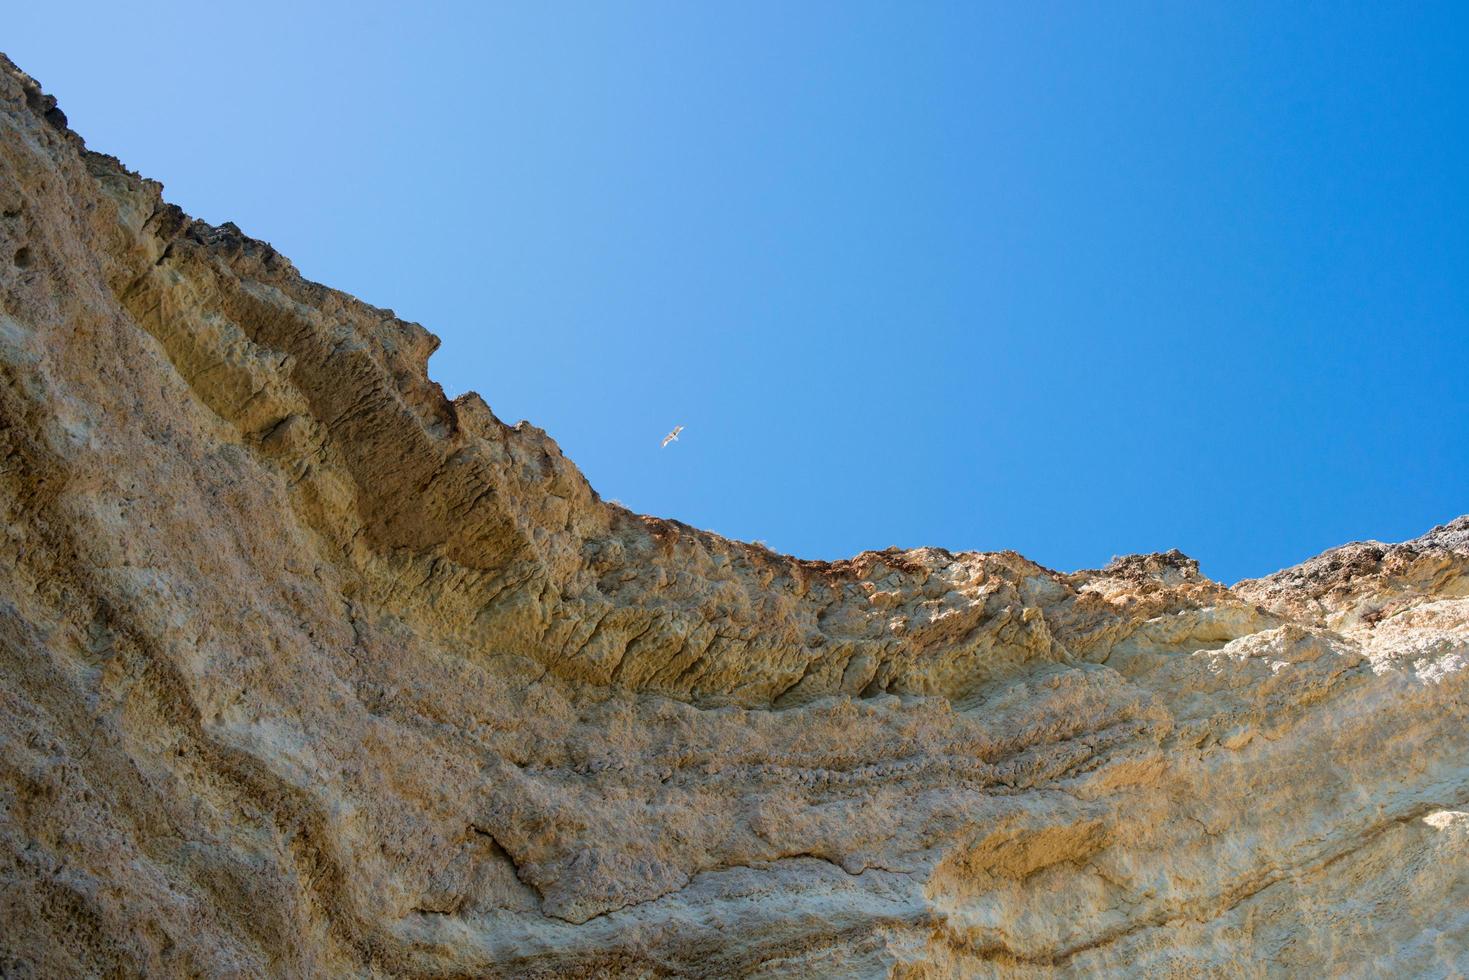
[2, 55, 1466, 977]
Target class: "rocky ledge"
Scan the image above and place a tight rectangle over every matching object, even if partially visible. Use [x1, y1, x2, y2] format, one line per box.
[2, 55, 1466, 977]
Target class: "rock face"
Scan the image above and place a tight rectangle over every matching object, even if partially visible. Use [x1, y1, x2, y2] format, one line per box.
[2, 54, 1467, 978]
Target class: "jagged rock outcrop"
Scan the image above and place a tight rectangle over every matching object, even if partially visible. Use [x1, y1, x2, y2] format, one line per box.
[2, 55, 1466, 977]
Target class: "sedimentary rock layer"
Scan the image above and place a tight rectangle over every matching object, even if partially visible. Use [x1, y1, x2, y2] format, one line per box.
[2, 55, 1466, 977]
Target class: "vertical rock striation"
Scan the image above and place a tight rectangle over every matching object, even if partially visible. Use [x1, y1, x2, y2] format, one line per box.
[1, 55, 1466, 977]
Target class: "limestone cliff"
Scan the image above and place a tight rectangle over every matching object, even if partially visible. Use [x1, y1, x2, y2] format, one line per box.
[2, 55, 1466, 977]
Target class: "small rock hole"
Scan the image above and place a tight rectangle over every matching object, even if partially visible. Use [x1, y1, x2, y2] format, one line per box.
[13, 247, 32, 269]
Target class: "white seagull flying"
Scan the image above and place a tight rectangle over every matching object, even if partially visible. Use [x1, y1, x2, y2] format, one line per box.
[660, 425, 685, 448]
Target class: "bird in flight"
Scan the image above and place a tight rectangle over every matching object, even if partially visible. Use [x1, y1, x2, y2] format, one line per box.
[661, 425, 685, 448]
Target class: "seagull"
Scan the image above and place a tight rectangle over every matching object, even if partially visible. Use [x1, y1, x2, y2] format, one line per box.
[660, 425, 685, 448]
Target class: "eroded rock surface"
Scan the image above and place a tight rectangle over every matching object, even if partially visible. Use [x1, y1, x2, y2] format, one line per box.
[2, 55, 1466, 977]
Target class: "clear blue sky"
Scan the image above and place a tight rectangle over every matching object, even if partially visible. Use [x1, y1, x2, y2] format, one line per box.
[11, 2, 1467, 583]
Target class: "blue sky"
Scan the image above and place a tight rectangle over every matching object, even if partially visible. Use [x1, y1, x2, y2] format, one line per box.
[11, 2, 1467, 583]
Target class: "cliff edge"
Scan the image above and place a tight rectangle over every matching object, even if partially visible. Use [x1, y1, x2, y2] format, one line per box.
[2, 56, 1466, 977]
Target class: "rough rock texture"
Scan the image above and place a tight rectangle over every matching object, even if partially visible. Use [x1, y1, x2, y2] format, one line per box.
[2, 55, 1467, 978]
